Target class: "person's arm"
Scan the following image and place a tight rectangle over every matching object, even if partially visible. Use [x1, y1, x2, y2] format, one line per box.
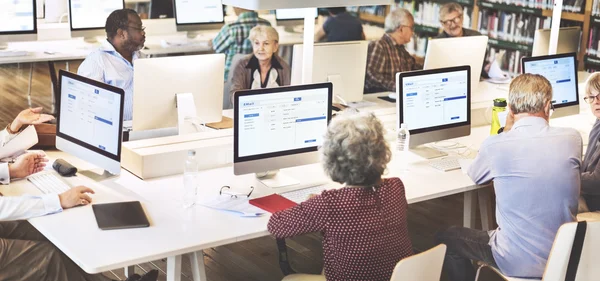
[0, 194, 62, 221]
[267, 193, 330, 239]
[0, 128, 16, 148]
[314, 26, 326, 42]
[229, 59, 248, 105]
[365, 43, 395, 92]
[212, 26, 231, 54]
[0, 163, 9, 185]
[582, 148, 600, 195]
[467, 142, 494, 185]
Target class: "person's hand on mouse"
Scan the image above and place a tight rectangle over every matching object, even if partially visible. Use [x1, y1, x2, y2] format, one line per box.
[8, 152, 48, 179]
[59, 186, 95, 209]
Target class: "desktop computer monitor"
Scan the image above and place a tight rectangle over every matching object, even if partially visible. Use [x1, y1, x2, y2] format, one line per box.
[275, 8, 318, 32]
[56, 70, 125, 176]
[68, 0, 124, 42]
[532, 26, 580, 57]
[290, 41, 369, 104]
[424, 36, 487, 92]
[132, 54, 225, 131]
[0, 0, 37, 49]
[521, 53, 580, 118]
[173, 0, 224, 35]
[234, 83, 333, 188]
[397, 65, 471, 159]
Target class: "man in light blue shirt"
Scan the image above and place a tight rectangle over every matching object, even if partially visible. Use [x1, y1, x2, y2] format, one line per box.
[436, 74, 582, 280]
[78, 9, 146, 121]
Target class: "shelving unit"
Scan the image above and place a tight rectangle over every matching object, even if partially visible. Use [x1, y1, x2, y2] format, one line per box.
[355, 0, 595, 72]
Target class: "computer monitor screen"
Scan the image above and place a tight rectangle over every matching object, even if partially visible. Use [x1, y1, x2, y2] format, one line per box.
[234, 83, 332, 177]
[424, 36, 487, 92]
[521, 53, 579, 118]
[69, 0, 124, 31]
[532, 26, 580, 57]
[173, 0, 224, 31]
[291, 41, 369, 103]
[133, 54, 225, 131]
[397, 65, 471, 156]
[275, 8, 318, 20]
[56, 70, 124, 175]
[1, 0, 36, 33]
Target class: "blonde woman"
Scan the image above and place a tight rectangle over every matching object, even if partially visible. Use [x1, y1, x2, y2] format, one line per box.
[230, 25, 291, 103]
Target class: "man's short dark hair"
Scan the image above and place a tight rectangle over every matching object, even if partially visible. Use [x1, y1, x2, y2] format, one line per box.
[105, 9, 139, 39]
[327, 7, 347, 15]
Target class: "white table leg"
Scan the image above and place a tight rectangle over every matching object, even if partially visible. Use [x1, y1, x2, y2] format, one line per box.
[124, 266, 136, 277]
[478, 186, 495, 231]
[167, 255, 182, 281]
[464, 190, 478, 228]
[27, 62, 33, 107]
[188, 250, 207, 281]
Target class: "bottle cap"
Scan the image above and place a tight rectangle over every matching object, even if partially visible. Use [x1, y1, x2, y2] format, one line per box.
[188, 150, 196, 156]
[400, 123, 407, 129]
[493, 98, 507, 107]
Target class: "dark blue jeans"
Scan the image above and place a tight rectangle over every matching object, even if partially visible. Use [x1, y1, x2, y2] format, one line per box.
[435, 226, 498, 281]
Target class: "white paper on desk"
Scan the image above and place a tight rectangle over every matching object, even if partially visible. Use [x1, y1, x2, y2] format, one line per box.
[487, 60, 510, 82]
[497, 110, 508, 127]
[0, 125, 38, 159]
[198, 196, 266, 217]
[347, 100, 377, 109]
[458, 159, 474, 175]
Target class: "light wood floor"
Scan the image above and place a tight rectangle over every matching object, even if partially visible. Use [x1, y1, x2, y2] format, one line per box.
[0, 62, 502, 281]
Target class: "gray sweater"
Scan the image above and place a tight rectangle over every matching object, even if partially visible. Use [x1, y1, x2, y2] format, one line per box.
[582, 119, 600, 210]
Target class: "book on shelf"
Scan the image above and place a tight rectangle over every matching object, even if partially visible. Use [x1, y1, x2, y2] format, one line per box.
[488, 46, 527, 76]
[348, 5, 388, 17]
[478, 9, 550, 44]
[406, 34, 429, 57]
[480, 0, 583, 13]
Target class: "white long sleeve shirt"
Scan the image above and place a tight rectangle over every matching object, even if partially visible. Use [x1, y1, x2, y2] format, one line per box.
[0, 128, 63, 220]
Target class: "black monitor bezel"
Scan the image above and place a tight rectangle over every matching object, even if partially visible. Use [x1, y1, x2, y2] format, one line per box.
[398, 65, 472, 135]
[521, 52, 580, 110]
[234, 83, 333, 163]
[68, 0, 125, 31]
[173, 0, 225, 27]
[0, 0, 37, 36]
[56, 70, 125, 162]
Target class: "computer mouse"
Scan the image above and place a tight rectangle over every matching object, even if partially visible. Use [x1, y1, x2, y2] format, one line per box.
[388, 93, 397, 100]
[332, 105, 341, 112]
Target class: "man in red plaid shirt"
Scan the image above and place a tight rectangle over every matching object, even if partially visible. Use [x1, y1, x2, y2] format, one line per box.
[364, 8, 422, 93]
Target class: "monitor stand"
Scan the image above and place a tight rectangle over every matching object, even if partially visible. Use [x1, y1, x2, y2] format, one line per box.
[79, 169, 118, 182]
[409, 145, 448, 159]
[83, 36, 99, 44]
[186, 31, 199, 39]
[256, 170, 300, 188]
[0, 43, 7, 50]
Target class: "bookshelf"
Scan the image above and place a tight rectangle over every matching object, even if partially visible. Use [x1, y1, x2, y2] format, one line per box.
[356, 0, 595, 72]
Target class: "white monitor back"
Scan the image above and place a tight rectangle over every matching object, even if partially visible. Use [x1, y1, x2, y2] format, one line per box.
[532, 26, 581, 57]
[424, 36, 487, 92]
[291, 41, 368, 103]
[133, 54, 225, 131]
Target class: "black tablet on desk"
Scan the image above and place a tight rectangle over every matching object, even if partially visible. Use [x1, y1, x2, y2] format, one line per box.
[92, 201, 150, 230]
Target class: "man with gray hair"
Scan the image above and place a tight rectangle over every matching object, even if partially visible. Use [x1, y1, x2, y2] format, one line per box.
[437, 2, 480, 38]
[436, 74, 581, 281]
[364, 8, 422, 93]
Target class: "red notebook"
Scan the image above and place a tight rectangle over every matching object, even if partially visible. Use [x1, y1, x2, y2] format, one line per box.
[249, 194, 298, 213]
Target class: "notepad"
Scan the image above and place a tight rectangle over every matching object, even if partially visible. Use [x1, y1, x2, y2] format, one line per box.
[92, 201, 150, 230]
[249, 194, 297, 213]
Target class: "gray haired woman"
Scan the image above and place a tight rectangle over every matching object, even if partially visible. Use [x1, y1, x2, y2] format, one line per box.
[268, 112, 413, 281]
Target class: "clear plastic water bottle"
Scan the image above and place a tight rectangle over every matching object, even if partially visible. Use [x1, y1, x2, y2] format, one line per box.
[397, 123, 410, 152]
[183, 150, 199, 208]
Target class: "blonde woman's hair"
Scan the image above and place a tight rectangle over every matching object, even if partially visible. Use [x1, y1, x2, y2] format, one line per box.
[585, 72, 600, 97]
[249, 25, 280, 43]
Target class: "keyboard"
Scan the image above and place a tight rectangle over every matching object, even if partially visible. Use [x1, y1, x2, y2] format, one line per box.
[280, 185, 328, 204]
[0, 50, 28, 57]
[428, 157, 462, 172]
[27, 172, 72, 194]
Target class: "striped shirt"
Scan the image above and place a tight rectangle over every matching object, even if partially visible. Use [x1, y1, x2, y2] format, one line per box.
[77, 39, 139, 121]
[268, 178, 413, 281]
[364, 34, 422, 93]
[212, 12, 271, 79]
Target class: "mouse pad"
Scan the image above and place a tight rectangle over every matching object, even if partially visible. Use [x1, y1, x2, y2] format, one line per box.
[92, 201, 150, 230]
[378, 96, 396, 103]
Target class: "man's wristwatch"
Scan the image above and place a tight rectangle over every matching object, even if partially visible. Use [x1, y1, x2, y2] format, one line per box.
[5, 121, 21, 135]
[497, 127, 505, 134]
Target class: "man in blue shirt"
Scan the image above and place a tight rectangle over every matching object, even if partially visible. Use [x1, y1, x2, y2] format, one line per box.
[315, 7, 365, 42]
[436, 74, 581, 280]
[78, 9, 146, 122]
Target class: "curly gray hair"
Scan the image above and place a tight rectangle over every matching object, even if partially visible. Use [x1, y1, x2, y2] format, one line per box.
[320, 112, 391, 186]
[384, 8, 414, 33]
